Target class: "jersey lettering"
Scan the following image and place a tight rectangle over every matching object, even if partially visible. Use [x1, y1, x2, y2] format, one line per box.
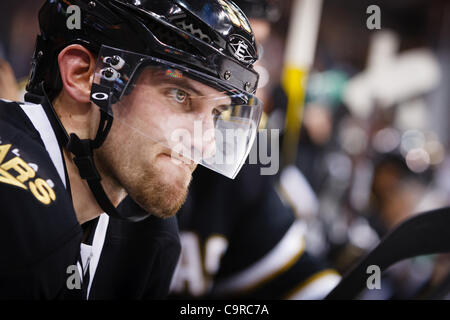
[0, 144, 57, 205]
[171, 232, 229, 296]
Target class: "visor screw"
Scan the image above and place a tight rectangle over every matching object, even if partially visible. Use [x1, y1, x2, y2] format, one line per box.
[111, 56, 120, 66]
[88, 1, 96, 9]
[224, 70, 232, 80]
[103, 68, 114, 79]
[245, 82, 251, 92]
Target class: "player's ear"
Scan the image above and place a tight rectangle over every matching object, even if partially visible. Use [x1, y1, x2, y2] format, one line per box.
[58, 44, 96, 103]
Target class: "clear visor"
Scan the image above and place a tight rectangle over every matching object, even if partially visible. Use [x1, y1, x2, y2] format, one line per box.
[91, 46, 263, 179]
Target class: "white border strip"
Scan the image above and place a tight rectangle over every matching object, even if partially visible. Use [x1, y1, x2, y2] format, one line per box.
[20, 103, 66, 187]
[86, 213, 109, 299]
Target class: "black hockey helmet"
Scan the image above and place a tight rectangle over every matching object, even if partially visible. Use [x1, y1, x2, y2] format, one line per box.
[27, 0, 260, 96]
[26, 0, 263, 221]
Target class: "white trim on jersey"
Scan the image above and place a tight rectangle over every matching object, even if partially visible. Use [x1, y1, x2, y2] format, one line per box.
[19, 102, 67, 187]
[213, 220, 307, 294]
[86, 213, 109, 299]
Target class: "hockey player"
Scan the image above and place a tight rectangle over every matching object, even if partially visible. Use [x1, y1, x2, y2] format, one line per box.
[0, 0, 262, 299]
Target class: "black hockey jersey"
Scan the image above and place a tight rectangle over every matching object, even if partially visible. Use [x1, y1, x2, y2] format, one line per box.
[170, 162, 340, 299]
[0, 98, 180, 299]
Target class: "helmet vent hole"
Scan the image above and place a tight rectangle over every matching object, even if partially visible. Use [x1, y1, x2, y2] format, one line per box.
[146, 19, 203, 56]
[175, 19, 212, 44]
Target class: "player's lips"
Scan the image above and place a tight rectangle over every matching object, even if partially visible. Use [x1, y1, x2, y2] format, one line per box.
[161, 152, 196, 172]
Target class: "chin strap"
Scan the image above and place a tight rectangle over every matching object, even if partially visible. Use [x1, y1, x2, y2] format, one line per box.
[25, 84, 150, 222]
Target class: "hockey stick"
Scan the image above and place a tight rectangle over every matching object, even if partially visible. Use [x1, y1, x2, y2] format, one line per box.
[325, 206, 450, 300]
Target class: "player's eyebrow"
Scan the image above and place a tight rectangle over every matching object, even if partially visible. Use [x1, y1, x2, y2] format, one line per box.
[150, 70, 231, 104]
[155, 73, 204, 96]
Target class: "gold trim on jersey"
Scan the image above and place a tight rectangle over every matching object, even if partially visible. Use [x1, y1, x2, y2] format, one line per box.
[283, 269, 341, 300]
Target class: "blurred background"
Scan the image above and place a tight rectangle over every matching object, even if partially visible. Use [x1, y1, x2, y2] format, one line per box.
[1, 0, 449, 299]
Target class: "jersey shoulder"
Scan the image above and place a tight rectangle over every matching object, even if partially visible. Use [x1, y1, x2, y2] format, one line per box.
[0, 99, 81, 285]
[0, 99, 41, 139]
[0, 98, 65, 212]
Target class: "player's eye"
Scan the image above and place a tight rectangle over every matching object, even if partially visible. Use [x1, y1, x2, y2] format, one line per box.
[173, 89, 187, 103]
[175, 89, 187, 103]
[168, 88, 192, 111]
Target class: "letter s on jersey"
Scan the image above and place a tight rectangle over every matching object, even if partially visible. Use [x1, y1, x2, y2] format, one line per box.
[0, 144, 56, 205]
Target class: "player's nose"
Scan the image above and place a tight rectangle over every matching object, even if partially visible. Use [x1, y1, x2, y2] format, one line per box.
[191, 109, 217, 160]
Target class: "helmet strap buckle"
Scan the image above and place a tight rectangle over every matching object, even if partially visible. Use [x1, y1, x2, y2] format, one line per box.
[67, 134, 101, 181]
